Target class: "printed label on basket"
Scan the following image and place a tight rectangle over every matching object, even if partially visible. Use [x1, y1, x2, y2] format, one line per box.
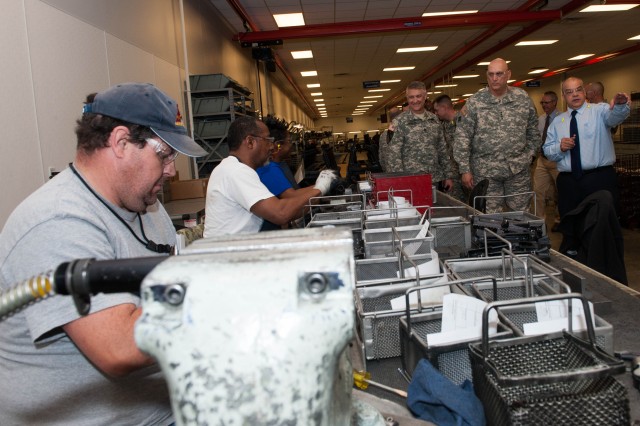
[390, 274, 449, 310]
[426, 294, 498, 347]
[523, 299, 595, 336]
[399, 249, 439, 277]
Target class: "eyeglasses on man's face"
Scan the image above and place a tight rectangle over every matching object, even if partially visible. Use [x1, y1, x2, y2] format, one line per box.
[563, 86, 584, 95]
[487, 71, 506, 79]
[251, 135, 275, 144]
[145, 138, 179, 165]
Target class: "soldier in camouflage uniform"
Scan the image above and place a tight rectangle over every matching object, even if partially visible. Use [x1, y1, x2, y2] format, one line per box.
[453, 58, 539, 213]
[378, 107, 402, 172]
[387, 81, 453, 191]
[433, 94, 468, 203]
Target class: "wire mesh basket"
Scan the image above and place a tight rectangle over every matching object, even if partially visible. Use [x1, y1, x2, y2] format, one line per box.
[398, 277, 514, 385]
[363, 224, 434, 258]
[355, 274, 452, 363]
[355, 251, 438, 286]
[469, 294, 628, 426]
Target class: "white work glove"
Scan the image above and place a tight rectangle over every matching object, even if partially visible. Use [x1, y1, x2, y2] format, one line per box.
[314, 170, 338, 195]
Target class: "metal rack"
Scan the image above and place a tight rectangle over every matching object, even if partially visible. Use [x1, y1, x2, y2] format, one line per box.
[187, 74, 255, 178]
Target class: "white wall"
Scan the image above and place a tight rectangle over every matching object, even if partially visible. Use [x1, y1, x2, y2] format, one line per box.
[0, 0, 313, 229]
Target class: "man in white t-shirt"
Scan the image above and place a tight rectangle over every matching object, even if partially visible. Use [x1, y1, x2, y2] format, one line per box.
[204, 116, 336, 236]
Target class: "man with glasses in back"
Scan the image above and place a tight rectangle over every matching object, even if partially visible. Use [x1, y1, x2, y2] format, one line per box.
[533, 91, 561, 228]
[0, 83, 207, 425]
[204, 116, 336, 235]
[543, 77, 630, 217]
[453, 58, 540, 213]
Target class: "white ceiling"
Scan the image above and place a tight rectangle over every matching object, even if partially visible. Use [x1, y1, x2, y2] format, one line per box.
[207, 0, 640, 119]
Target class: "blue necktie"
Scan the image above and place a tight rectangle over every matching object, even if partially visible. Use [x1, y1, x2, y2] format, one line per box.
[570, 110, 582, 178]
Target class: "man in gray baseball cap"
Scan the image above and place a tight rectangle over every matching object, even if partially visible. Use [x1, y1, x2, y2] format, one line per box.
[0, 82, 203, 424]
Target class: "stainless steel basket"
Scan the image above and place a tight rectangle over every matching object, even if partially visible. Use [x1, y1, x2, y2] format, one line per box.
[398, 276, 514, 384]
[355, 250, 438, 286]
[363, 224, 434, 258]
[469, 294, 628, 426]
[355, 273, 455, 364]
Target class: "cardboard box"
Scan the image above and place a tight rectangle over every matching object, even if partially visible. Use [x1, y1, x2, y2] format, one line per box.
[170, 178, 208, 200]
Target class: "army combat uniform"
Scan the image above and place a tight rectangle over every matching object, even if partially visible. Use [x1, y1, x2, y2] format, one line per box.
[386, 110, 453, 183]
[440, 112, 468, 203]
[453, 86, 539, 213]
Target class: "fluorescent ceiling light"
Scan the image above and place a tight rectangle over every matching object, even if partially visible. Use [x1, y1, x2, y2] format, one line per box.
[311, 92, 323, 96]
[291, 50, 313, 59]
[333, 133, 343, 135]
[273, 13, 305, 27]
[423, 10, 478, 17]
[301, 71, 317, 77]
[364, 95, 383, 98]
[380, 80, 401, 83]
[450, 98, 459, 102]
[313, 98, 324, 102]
[367, 130, 378, 132]
[516, 40, 558, 46]
[307, 84, 320, 88]
[551, 68, 569, 74]
[360, 101, 377, 103]
[528, 67, 548, 74]
[580, 4, 639, 12]
[315, 103, 325, 106]
[383, 66, 415, 71]
[427, 91, 442, 95]
[368, 88, 391, 92]
[507, 79, 516, 83]
[435, 84, 457, 88]
[477, 60, 510, 65]
[349, 131, 361, 134]
[629, 34, 640, 40]
[568, 54, 594, 61]
[453, 74, 479, 79]
[397, 46, 438, 53]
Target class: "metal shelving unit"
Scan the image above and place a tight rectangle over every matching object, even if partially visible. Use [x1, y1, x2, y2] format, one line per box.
[188, 74, 255, 178]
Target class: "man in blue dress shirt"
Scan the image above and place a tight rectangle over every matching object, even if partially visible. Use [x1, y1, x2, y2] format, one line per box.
[543, 76, 630, 218]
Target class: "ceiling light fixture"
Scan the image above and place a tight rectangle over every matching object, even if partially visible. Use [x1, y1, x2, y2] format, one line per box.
[311, 92, 322, 96]
[364, 95, 383, 98]
[315, 103, 325, 106]
[422, 10, 478, 17]
[507, 79, 516, 83]
[453, 74, 480, 79]
[380, 80, 401, 83]
[435, 84, 457, 88]
[580, 4, 639, 12]
[629, 34, 640, 40]
[291, 50, 313, 59]
[383, 66, 416, 71]
[301, 71, 317, 77]
[361, 101, 377, 103]
[368, 88, 391, 92]
[273, 12, 305, 27]
[313, 98, 324, 102]
[427, 91, 442, 95]
[516, 40, 558, 46]
[478, 60, 510, 66]
[528, 67, 548, 74]
[397, 46, 438, 53]
[307, 84, 320, 88]
[568, 54, 594, 60]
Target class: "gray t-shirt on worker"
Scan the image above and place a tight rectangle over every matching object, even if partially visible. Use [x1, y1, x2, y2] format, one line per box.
[0, 166, 175, 425]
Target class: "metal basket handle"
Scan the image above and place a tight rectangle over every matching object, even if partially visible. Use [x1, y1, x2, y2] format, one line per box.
[394, 241, 419, 283]
[473, 191, 536, 214]
[482, 228, 512, 258]
[480, 293, 597, 358]
[499, 248, 568, 297]
[404, 275, 498, 337]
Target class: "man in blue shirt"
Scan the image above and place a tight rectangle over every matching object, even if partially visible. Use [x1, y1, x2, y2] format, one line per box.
[257, 116, 332, 229]
[543, 76, 630, 217]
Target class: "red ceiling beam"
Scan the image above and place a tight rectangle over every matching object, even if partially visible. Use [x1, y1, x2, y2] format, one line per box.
[380, 0, 595, 110]
[235, 10, 561, 43]
[225, 0, 317, 117]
